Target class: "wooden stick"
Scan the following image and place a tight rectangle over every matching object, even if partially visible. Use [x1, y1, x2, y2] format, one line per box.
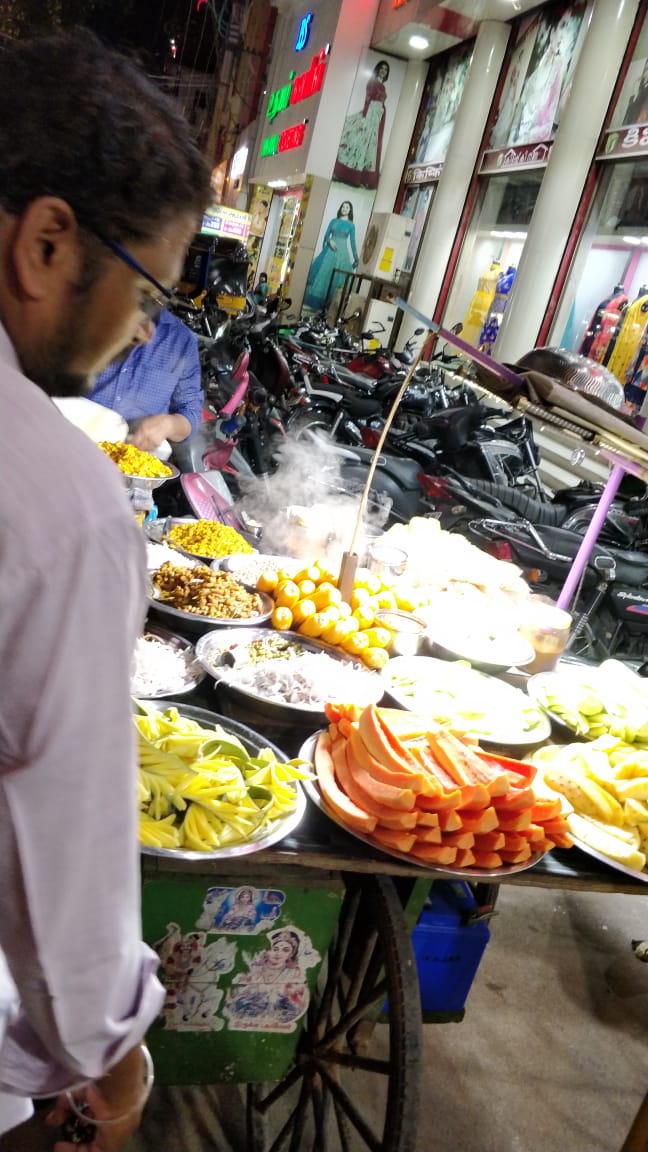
[338, 343, 428, 601]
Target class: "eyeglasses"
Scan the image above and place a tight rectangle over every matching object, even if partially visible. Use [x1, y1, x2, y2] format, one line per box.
[92, 229, 174, 320]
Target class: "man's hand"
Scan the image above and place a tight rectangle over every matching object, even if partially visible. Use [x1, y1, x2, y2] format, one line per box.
[48, 1044, 149, 1151]
[129, 413, 191, 450]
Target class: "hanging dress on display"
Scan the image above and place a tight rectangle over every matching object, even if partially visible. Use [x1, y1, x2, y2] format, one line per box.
[334, 76, 388, 190]
[462, 260, 501, 347]
[479, 265, 516, 356]
[579, 288, 628, 364]
[303, 217, 359, 312]
[606, 291, 648, 385]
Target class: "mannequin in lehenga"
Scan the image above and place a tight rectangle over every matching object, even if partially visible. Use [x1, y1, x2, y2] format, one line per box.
[334, 60, 390, 189]
[303, 201, 359, 312]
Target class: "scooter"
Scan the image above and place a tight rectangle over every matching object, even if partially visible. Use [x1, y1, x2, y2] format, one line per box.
[467, 517, 648, 664]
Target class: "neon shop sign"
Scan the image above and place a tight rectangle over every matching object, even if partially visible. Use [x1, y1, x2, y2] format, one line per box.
[261, 121, 307, 157]
[266, 46, 329, 122]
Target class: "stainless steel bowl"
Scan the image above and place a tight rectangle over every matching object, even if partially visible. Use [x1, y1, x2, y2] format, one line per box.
[123, 462, 179, 491]
[148, 587, 274, 636]
[130, 623, 206, 699]
[195, 627, 384, 727]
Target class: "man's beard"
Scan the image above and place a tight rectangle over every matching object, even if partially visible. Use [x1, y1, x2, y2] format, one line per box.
[21, 302, 92, 399]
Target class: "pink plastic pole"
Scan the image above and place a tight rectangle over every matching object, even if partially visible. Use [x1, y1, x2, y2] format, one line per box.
[556, 463, 625, 611]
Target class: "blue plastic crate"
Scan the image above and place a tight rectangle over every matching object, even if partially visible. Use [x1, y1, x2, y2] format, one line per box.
[412, 881, 490, 1014]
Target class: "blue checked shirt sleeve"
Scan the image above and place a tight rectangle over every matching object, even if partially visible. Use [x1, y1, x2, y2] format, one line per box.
[168, 327, 203, 438]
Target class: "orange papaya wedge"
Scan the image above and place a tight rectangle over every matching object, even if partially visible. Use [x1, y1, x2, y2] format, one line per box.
[454, 847, 476, 868]
[472, 850, 503, 869]
[331, 739, 418, 825]
[413, 826, 442, 844]
[478, 749, 537, 785]
[457, 807, 499, 834]
[530, 799, 563, 823]
[409, 842, 458, 865]
[344, 739, 416, 812]
[426, 730, 510, 798]
[499, 844, 532, 864]
[371, 826, 417, 853]
[434, 808, 463, 832]
[473, 830, 505, 852]
[495, 809, 532, 833]
[416, 811, 440, 828]
[522, 823, 547, 843]
[543, 831, 573, 849]
[502, 832, 529, 852]
[347, 725, 427, 793]
[492, 785, 535, 812]
[314, 732, 377, 834]
[440, 830, 475, 850]
[358, 705, 419, 773]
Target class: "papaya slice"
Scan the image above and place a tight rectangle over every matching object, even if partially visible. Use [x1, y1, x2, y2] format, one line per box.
[331, 739, 417, 826]
[499, 844, 532, 864]
[440, 830, 475, 850]
[344, 734, 416, 811]
[359, 705, 418, 773]
[374, 810, 418, 831]
[493, 785, 535, 812]
[426, 731, 510, 797]
[457, 807, 499, 834]
[416, 811, 440, 827]
[347, 725, 424, 798]
[472, 850, 503, 869]
[422, 755, 489, 810]
[478, 749, 537, 785]
[435, 808, 463, 832]
[371, 826, 417, 853]
[314, 732, 377, 834]
[409, 842, 458, 865]
[415, 789, 462, 812]
[414, 826, 442, 844]
[537, 817, 573, 839]
[544, 831, 573, 849]
[325, 702, 363, 724]
[496, 809, 532, 833]
[502, 832, 529, 853]
[473, 830, 505, 852]
[454, 848, 476, 868]
[375, 708, 436, 741]
[530, 799, 563, 823]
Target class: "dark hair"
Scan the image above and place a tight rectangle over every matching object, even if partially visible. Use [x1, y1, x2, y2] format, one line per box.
[258, 273, 268, 282]
[337, 201, 354, 221]
[374, 60, 390, 82]
[0, 29, 211, 245]
[271, 930, 300, 962]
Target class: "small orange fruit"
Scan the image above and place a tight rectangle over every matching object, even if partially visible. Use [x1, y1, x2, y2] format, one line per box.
[272, 606, 293, 631]
[297, 579, 317, 598]
[275, 580, 300, 609]
[257, 570, 279, 593]
[292, 598, 317, 625]
[363, 646, 390, 670]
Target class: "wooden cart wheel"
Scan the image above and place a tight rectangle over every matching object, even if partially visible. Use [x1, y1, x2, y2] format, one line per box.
[246, 874, 422, 1152]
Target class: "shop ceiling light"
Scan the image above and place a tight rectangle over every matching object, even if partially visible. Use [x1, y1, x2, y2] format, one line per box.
[268, 179, 288, 188]
[409, 34, 429, 50]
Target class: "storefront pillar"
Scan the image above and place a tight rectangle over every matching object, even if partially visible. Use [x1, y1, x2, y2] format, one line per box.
[398, 20, 510, 349]
[373, 58, 428, 215]
[495, 0, 640, 364]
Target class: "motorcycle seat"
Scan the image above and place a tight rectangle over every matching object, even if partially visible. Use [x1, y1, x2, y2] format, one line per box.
[314, 383, 382, 418]
[328, 363, 378, 393]
[351, 445, 423, 490]
[416, 405, 484, 451]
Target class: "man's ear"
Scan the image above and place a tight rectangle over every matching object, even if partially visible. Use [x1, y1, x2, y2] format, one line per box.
[9, 197, 81, 301]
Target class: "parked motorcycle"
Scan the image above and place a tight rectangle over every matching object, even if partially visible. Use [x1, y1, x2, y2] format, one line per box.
[467, 517, 648, 664]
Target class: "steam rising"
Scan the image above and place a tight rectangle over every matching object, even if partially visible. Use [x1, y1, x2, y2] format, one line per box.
[235, 434, 389, 564]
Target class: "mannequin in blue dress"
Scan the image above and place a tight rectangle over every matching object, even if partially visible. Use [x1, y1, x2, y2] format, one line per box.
[304, 201, 359, 311]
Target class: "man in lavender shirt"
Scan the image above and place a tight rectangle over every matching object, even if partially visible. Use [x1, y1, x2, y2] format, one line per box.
[0, 30, 210, 1151]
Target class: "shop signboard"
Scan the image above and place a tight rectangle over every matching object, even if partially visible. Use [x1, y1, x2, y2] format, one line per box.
[201, 206, 251, 241]
[598, 126, 648, 161]
[480, 141, 552, 174]
[405, 161, 444, 185]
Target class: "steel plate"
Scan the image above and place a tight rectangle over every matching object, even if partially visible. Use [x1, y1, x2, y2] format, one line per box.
[195, 628, 384, 720]
[137, 701, 305, 861]
[148, 585, 273, 633]
[382, 655, 551, 747]
[145, 516, 256, 564]
[123, 462, 179, 490]
[130, 624, 206, 700]
[299, 734, 547, 879]
[567, 836, 648, 884]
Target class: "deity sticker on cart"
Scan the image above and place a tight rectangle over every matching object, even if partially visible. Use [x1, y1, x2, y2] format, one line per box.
[195, 885, 286, 935]
[154, 922, 237, 1031]
[223, 926, 320, 1033]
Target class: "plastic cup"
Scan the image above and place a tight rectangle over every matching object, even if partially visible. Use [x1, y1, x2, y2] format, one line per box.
[516, 597, 572, 674]
[367, 543, 408, 584]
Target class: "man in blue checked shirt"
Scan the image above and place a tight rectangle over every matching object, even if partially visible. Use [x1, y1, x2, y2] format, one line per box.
[88, 308, 203, 452]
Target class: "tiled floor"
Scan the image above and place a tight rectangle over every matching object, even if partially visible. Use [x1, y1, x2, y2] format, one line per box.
[3, 883, 647, 1152]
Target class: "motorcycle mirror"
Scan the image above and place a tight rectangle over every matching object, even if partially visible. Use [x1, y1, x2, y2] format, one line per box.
[414, 327, 425, 335]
